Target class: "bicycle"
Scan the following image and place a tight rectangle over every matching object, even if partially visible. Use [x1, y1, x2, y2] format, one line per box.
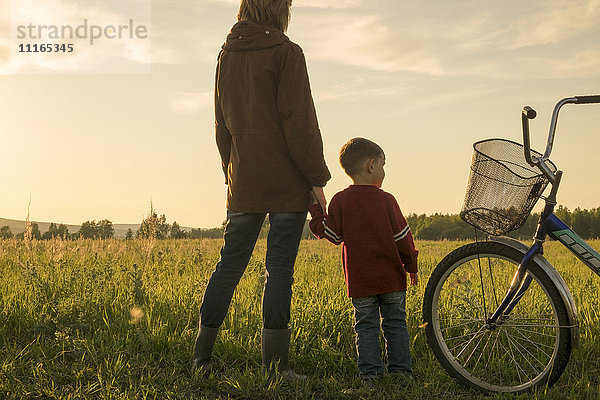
[422, 95, 600, 393]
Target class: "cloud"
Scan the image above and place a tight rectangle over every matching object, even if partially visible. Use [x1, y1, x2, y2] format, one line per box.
[293, 14, 443, 75]
[510, 0, 600, 49]
[149, 42, 180, 64]
[170, 91, 212, 114]
[422, 0, 600, 52]
[314, 78, 404, 102]
[347, 0, 600, 82]
[143, 0, 366, 67]
[143, 1, 228, 66]
[522, 49, 600, 79]
[395, 83, 503, 114]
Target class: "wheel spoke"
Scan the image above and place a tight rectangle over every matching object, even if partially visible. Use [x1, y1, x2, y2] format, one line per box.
[506, 329, 542, 376]
[487, 257, 500, 308]
[438, 315, 483, 322]
[446, 292, 486, 314]
[484, 330, 501, 371]
[505, 314, 555, 320]
[440, 319, 482, 332]
[505, 328, 548, 370]
[501, 330, 528, 384]
[462, 329, 489, 368]
[446, 328, 486, 354]
[494, 332, 515, 383]
[454, 326, 486, 359]
[475, 253, 488, 319]
[510, 326, 555, 357]
[504, 331, 535, 384]
[444, 326, 484, 342]
[472, 328, 495, 370]
[506, 325, 557, 340]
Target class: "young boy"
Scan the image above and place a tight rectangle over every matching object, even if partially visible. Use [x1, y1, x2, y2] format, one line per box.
[309, 137, 418, 384]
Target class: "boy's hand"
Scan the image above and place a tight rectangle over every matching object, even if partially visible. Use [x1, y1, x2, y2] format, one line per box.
[311, 186, 327, 210]
[409, 272, 418, 286]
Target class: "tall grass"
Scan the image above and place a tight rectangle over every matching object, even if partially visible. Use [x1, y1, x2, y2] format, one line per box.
[0, 238, 599, 399]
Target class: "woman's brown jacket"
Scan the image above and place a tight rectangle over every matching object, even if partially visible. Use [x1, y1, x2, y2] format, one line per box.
[215, 21, 330, 213]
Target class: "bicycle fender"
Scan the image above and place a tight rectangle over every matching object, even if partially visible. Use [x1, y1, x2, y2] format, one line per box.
[490, 236, 580, 348]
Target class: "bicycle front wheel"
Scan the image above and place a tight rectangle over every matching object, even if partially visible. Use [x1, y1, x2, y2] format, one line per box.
[423, 241, 571, 393]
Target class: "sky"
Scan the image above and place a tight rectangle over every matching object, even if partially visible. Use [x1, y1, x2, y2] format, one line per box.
[1, 0, 599, 228]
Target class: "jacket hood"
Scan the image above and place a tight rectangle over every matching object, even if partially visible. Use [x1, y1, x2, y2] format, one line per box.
[222, 21, 288, 51]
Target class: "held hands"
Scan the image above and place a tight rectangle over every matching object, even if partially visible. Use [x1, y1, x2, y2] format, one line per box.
[410, 272, 419, 286]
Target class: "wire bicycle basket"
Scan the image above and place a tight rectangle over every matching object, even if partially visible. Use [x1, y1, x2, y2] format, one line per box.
[460, 139, 557, 236]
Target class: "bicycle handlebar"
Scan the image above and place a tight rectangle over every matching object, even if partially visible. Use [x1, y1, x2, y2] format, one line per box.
[575, 95, 600, 104]
[522, 95, 600, 183]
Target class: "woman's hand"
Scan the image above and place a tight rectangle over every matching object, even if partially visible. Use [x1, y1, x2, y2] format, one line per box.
[311, 186, 327, 210]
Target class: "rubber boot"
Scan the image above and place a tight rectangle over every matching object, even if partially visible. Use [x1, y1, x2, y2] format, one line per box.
[261, 327, 306, 381]
[191, 325, 219, 374]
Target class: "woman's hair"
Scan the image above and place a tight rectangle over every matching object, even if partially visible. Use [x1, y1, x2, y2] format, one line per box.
[339, 138, 385, 177]
[237, 0, 292, 32]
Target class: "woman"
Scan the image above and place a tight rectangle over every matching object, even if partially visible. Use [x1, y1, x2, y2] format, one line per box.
[192, 0, 330, 379]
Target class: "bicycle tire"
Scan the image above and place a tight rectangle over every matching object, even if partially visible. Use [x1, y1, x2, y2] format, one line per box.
[423, 241, 571, 393]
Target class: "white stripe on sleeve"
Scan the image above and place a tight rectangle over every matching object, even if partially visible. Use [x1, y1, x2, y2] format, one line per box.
[323, 221, 342, 243]
[394, 225, 410, 241]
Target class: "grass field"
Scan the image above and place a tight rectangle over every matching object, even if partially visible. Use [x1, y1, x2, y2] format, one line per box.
[1, 238, 600, 399]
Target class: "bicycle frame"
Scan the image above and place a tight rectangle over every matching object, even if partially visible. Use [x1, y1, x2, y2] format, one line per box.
[487, 201, 600, 326]
[548, 215, 600, 274]
[485, 94, 600, 326]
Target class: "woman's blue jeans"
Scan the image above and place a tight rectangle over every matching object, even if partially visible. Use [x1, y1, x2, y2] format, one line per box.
[199, 211, 307, 330]
[351, 291, 412, 377]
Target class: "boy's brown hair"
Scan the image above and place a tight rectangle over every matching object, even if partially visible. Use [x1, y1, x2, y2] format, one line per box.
[238, 0, 292, 32]
[339, 138, 385, 177]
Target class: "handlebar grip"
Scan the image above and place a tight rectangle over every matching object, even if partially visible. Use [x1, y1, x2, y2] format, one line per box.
[523, 106, 537, 119]
[522, 106, 536, 166]
[575, 95, 600, 104]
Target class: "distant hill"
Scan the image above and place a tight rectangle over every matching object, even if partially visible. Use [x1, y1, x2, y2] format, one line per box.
[0, 217, 192, 239]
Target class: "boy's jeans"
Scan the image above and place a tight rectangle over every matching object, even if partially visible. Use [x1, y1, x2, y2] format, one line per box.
[351, 291, 412, 377]
[199, 211, 307, 330]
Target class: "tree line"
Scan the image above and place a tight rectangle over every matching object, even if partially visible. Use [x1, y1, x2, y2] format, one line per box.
[405, 205, 600, 241]
[0, 220, 116, 241]
[1, 205, 598, 241]
[0, 204, 229, 241]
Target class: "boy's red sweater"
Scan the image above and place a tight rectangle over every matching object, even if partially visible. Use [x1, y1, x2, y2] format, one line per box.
[309, 185, 418, 298]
